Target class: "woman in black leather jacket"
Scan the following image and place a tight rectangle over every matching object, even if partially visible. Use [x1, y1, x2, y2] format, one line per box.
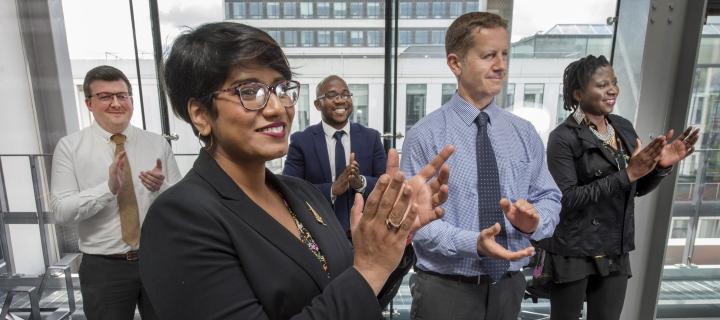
[538, 55, 699, 320]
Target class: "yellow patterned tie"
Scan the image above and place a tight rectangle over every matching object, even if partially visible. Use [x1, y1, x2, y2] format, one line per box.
[110, 134, 140, 248]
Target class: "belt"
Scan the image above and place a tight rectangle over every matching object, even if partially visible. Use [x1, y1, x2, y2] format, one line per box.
[417, 268, 518, 285]
[86, 250, 139, 261]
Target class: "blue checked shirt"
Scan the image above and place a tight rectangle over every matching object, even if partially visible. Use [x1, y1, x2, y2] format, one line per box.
[401, 94, 561, 276]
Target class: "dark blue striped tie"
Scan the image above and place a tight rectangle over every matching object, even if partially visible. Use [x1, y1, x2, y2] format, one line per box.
[475, 112, 509, 282]
[333, 130, 350, 231]
[333, 131, 346, 179]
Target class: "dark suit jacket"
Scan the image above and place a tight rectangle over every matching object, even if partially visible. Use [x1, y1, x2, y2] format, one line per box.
[538, 114, 667, 257]
[283, 122, 386, 230]
[139, 150, 387, 320]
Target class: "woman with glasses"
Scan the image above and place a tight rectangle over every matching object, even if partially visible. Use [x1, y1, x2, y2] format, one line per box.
[536, 55, 699, 319]
[138, 22, 453, 320]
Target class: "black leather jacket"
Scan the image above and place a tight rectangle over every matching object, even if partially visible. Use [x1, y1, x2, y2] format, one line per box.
[537, 114, 668, 257]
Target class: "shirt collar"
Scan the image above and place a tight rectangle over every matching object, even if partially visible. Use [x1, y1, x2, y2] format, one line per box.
[321, 120, 351, 138]
[449, 93, 500, 127]
[92, 122, 134, 143]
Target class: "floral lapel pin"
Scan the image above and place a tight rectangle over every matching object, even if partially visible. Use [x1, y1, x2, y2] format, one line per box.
[305, 201, 326, 226]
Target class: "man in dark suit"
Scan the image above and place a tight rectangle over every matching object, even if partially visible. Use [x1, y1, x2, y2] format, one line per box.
[283, 75, 386, 234]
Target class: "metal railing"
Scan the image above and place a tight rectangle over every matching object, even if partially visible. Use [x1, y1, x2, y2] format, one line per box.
[0, 154, 77, 320]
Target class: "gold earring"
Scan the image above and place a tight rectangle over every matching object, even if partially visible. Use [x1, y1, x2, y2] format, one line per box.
[198, 131, 214, 151]
[206, 134, 214, 151]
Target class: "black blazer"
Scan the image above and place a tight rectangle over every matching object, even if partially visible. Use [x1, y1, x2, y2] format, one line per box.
[139, 150, 391, 319]
[537, 114, 667, 257]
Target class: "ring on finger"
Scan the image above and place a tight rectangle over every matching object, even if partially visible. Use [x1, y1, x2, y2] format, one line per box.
[385, 218, 402, 232]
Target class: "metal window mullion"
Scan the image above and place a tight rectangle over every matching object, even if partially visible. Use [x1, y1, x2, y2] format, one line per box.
[0, 157, 16, 276]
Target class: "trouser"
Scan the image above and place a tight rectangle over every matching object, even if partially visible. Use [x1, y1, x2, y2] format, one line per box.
[410, 269, 526, 320]
[550, 272, 628, 320]
[78, 254, 158, 320]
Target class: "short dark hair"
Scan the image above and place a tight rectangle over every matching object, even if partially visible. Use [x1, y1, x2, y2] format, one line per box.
[163, 22, 292, 142]
[562, 55, 611, 111]
[445, 12, 508, 58]
[315, 75, 347, 98]
[83, 65, 132, 98]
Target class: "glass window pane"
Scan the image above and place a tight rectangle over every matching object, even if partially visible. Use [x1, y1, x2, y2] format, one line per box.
[698, 219, 720, 239]
[406, 84, 427, 131]
[268, 30, 282, 43]
[501, 2, 622, 315]
[661, 17, 720, 314]
[283, 2, 297, 17]
[506, 83, 515, 109]
[415, 2, 429, 18]
[350, 2, 363, 18]
[283, 30, 297, 47]
[317, 31, 331, 46]
[698, 38, 720, 65]
[333, 2, 347, 18]
[534, 37, 587, 58]
[299, 2, 313, 18]
[333, 31, 347, 46]
[367, 30, 382, 47]
[556, 85, 570, 124]
[399, 30, 411, 45]
[349, 84, 369, 126]
[316, 2, 330, 18]
[587, 37, 612, 57]
[511, 38, 535, 58]
[670, 218, 689, 239]
[367, 3, 380, 18]
[295, 84, 310, 132]
[232, 2, 246, 18]
[414, 30, 428, 44]
[465, 2, 478, 11]
[431, 30, 444, 44]
[399, 1, 412, 18]
[449, 2, 462, 17]
[432, 2, 445, 18]
[248, 2, 262, 18]
[350, 31, 364, 46]
[523, 83, 544, 108]
[301, 31, 314, 47]
[441, 83, 456, 105]
[267, 2, 280, 18]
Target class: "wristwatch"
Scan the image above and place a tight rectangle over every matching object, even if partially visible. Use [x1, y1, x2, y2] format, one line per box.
[353, 175, 367, 192]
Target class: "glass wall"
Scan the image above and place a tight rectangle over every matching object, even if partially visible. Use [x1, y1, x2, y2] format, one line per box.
[507, 0, 617, 143]
[659, 18, 720, 317]
[5, 0, 674, 318]
[507, 0, 619, 316]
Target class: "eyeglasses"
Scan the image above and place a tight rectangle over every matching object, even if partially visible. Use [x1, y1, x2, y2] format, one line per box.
[317, 91, 353, 101]
[212, 80, 300, 111]
[89, 92, 132, 103]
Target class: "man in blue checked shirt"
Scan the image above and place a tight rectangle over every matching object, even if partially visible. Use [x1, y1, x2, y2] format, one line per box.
[401, 12, 561, 320]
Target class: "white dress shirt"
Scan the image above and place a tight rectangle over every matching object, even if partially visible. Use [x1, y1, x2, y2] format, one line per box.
[50, 123, 182, 255]
[321, 121, 352, 181]
[321, 121, 366, 199]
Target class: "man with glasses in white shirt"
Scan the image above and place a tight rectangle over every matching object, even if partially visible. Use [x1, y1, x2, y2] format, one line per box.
[50, 65, 181, 320]
[283, 75, 386, 238]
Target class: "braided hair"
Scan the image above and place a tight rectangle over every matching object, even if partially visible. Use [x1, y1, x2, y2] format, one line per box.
[562, 55, 611, 111]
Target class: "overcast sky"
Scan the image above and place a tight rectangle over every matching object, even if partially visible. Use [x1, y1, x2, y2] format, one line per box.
[61, 0, 617, 59]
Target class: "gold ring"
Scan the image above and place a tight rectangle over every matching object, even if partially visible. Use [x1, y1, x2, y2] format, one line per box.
[386, 218, 402, 232]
